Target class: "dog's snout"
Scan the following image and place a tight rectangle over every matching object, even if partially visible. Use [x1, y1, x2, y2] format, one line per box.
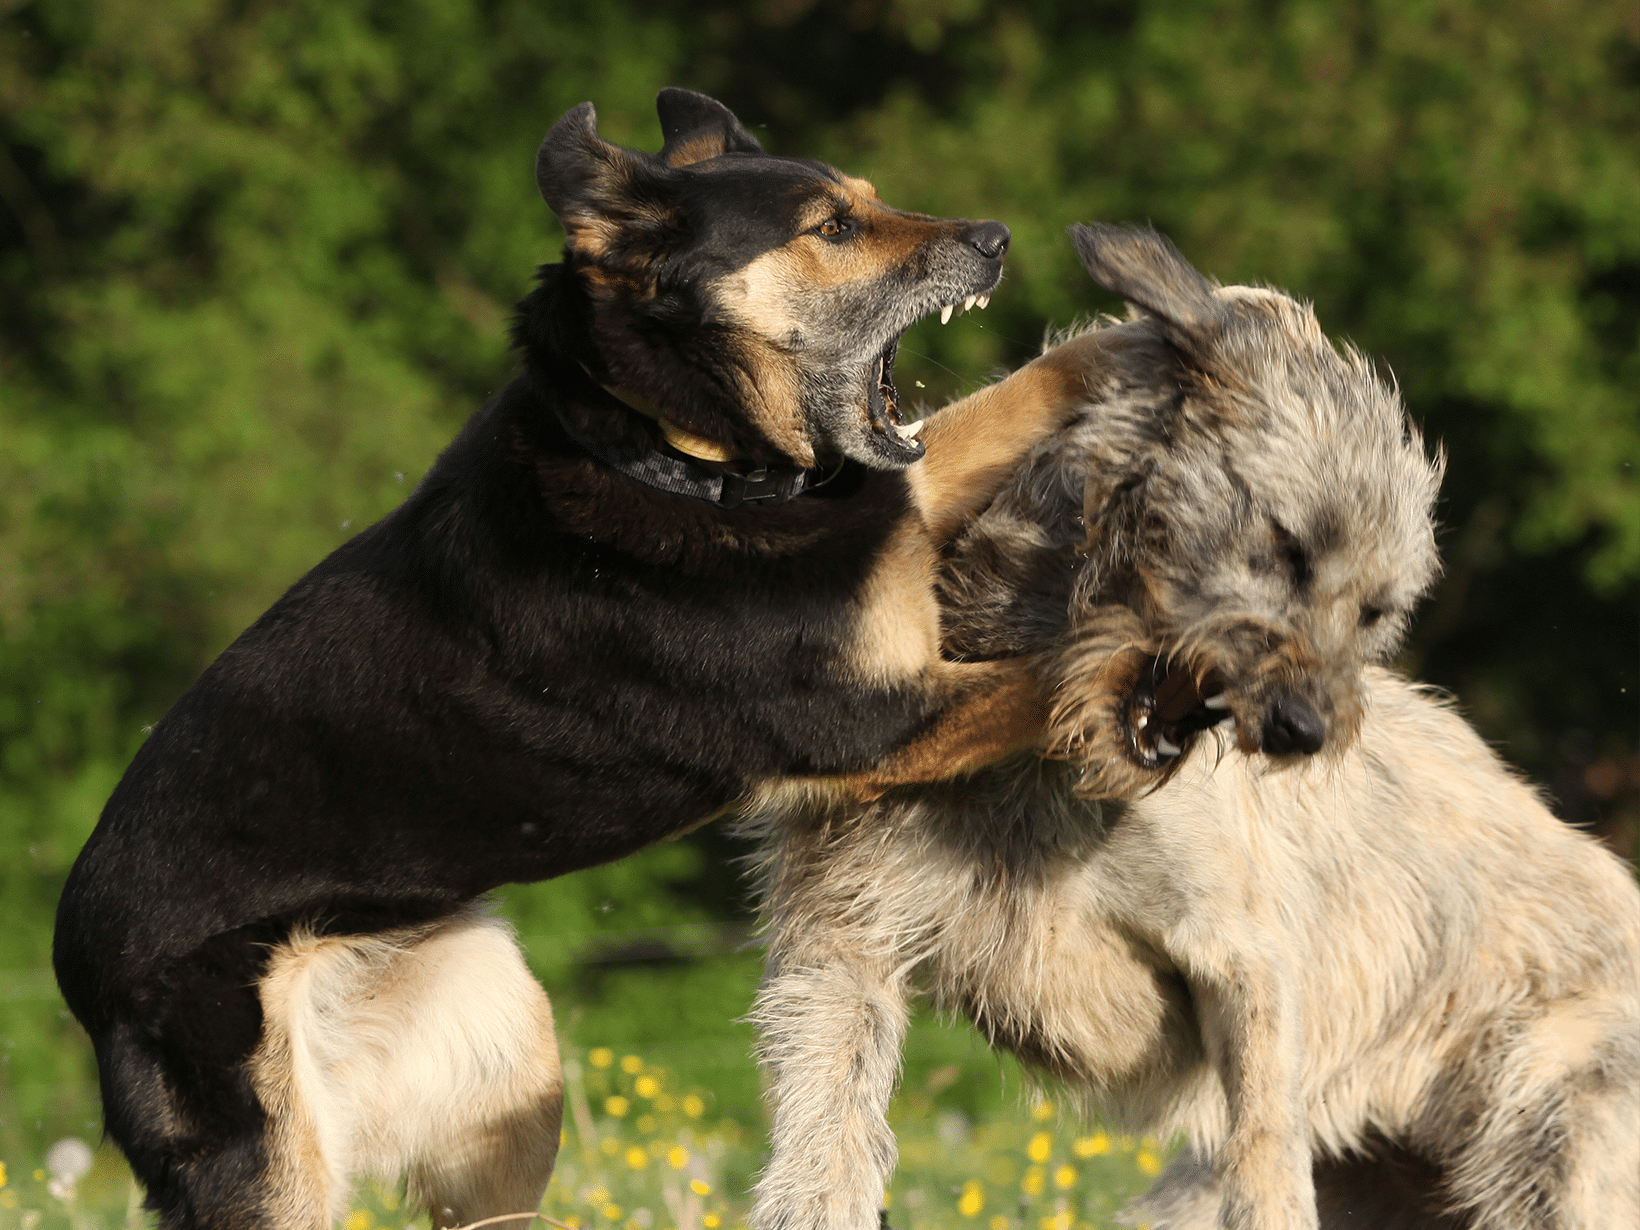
[1262, 695, 1326, 755]
[965, 221, 1011, 259]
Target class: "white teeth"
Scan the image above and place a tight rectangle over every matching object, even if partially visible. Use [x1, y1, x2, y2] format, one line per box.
[1156, 735, 1182, 757]
[1203, 693, 1229, 710]
[963, 295, 977, 311]
[1136, 714, 1149, 730]
[976, 294, 990, 309]
[895, 419, 924, 438]
[1215, 715, 1235, 729]
[940, 304, 953, 325]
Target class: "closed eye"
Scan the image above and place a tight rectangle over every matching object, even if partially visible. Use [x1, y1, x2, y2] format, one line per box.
[1271, 523, 1313, 590]
[1360, 605, 1387, 628]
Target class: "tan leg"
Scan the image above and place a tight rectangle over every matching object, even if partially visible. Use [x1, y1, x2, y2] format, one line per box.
[255, 909, 563, 1230]
[838, 657, 1050, 799]
[913, 328, 1134, 545]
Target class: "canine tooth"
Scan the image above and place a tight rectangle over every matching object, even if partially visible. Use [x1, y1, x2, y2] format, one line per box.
[1203, 693, 1229, 710]
[1156, 735, 1182, 757]
[1136, 714, 1149, 730]
[976, 294, 989, 309]
[963, 295, 977, 312]
[895, 419, 924, 438]
[940, 304, 953, 325]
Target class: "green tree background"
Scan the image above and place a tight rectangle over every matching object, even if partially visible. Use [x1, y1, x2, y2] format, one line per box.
[1, 0, 1636, 1158]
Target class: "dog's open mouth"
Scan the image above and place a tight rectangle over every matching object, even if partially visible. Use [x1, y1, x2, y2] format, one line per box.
[866, 338, 905, 433]
[1121, 657, 1233, 768]
[864, 336, 926, 463]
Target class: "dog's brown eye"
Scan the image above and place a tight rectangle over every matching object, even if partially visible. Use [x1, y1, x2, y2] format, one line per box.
[816, 218, 853, 240]
[1360, 605, 1386, 628]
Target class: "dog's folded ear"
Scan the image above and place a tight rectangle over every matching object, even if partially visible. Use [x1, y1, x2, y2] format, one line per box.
[1069, 223, 1224, 356]
[536, 102, 681, 248]
[655, 88, 764, 166]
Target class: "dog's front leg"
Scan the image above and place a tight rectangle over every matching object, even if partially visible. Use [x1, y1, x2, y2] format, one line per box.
[750, 951, 909, 1230]
[1191, 954, 1318, 1230]
[913, 328, 1126, 546]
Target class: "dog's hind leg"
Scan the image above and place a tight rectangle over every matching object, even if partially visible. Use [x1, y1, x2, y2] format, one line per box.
[256, 908, 563, 1230]
[749, 954, 910, 1230]
[1441, 997, 1640, 1230]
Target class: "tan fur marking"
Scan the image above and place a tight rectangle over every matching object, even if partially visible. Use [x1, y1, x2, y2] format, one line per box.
[251, 909, 563, 1230]
[914, 328, 1128, 545]
[846, 528, 941, 687]
[838, 658, 1050, 799]
[665, 133, 728, 167]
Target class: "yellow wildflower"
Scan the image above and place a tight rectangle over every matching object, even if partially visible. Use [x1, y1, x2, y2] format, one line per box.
[635, 1076, 660, 1099]
[625, 1146, 648, 1170]
[1027, 1132, 1053, 1164]
[621, 1055, 644, 1074]
[0, 1193, 19, 1211]
[1021, 1167, 1045, 1196]
[689, 1180, 711, 1197]
[343, 1211, 372, 1230]
[601, 1138, 620, 1156]
[1136, 1149, 1162, 1177]
[589, 1048, 615, 1069]
[682, 1095, 706, 1119]
[667, 1147, 688, 1170]
[957, 1180, 984, 1217]
[988, 1217, 1007, 1230]
[1071, 1134, 1108, 1158]
[605, 1096, 630, 1117]
[1053, 1165, 1077, 1190]
[1030, 1100, 1054, 1122]
[601, 1205, 623, 1221]
[0, 1162, 7, 1187]
[32, 1171, 45, 1183]
[703, 1217, 721, 1229]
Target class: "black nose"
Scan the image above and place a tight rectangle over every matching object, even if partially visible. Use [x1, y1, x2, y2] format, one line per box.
[1261, 695, 1326, 755]
[965, 221, 1010, 259]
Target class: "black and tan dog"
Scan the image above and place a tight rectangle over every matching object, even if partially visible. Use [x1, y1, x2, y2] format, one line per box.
[53, 90, 1102, 1230]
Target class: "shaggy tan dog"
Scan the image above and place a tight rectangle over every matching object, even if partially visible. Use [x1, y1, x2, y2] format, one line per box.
[742, 226, 1640, 1230]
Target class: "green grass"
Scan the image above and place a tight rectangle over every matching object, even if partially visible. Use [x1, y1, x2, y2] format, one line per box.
[0, 1034, 1172, 1230]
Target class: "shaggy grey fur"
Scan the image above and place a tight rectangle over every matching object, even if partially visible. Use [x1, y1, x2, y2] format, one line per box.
[742, 226, 1640, 1230]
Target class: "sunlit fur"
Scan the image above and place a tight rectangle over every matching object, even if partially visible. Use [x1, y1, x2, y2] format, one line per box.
[252, 908, 562, 1230]
[742, 227, 1640, 1230]
[744, 680, 1640, 1230]
[942, 226, 1443, 797]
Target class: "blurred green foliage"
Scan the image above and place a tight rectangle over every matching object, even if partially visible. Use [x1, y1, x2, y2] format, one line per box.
[1, 0, 1636, 1157]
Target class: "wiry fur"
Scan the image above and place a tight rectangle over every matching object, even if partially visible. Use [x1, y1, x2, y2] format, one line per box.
[742, 227, 1640, 1230]
[943, 225, 1444, 797]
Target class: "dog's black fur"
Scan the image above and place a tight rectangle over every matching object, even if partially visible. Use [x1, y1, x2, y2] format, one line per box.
[54, 90, 1088, 1230]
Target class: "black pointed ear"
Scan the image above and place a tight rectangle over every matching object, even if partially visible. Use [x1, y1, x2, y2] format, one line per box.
[536, 102, 680, 251]
[655, 87, 763, 167]
[1069, 224, 1223, 351]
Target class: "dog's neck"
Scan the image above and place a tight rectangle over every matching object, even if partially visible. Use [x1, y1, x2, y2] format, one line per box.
[578, 364, 738, 464]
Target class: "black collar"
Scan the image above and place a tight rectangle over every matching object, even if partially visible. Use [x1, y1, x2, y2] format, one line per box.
[553, 385, 824, 510]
